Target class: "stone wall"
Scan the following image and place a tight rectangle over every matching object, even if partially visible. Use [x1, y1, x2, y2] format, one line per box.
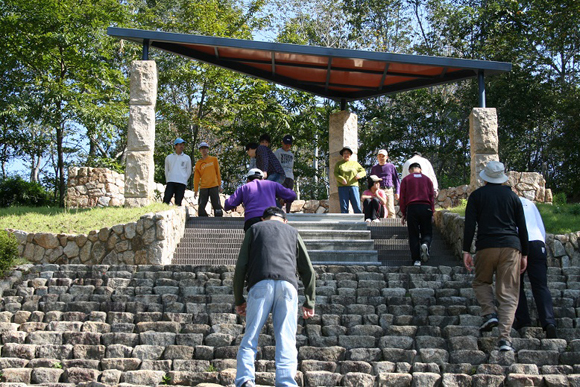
[436, 172, 552, 209]
[66, 167, 125, 208]
[434, 210, 580, 267]
[215, 199, 330, 218]
[8, 207, 186, 266]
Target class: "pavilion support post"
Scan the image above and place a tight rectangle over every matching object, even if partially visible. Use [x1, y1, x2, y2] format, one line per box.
[328, 110, 358, 213]
[469, 107, 499, 191]
[125, 60, 158, 207]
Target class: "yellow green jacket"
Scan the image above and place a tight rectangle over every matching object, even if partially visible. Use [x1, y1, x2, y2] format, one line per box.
[334, 160, 366, 187]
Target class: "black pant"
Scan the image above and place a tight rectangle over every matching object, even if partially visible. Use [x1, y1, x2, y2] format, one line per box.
[244, 217, 261, 232]
[279, 177, 294, 212]
[163, 182, 186, 206]
[406, 204, 432, 262]
[515, 240, 556, 328]
[198, 186, 223, 217]
[363, 198, 384, 220]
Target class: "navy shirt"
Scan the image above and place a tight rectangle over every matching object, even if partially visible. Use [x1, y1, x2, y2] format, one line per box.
[256, 145, 285, 176]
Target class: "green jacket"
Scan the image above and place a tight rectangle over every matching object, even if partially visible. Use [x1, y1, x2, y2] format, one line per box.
[334, 159, 366, 187]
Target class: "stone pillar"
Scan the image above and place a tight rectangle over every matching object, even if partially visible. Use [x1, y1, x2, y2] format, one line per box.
[328, 110, 358, 213]
[125, 61, 158, 207]
[469, 108, 499, 191]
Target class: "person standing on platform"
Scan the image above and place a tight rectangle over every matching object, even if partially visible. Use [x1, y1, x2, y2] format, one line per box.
[193, 141, 223, 217]
[334, 146, 366, 214]
[274, 135, 295, 212]
[514, 196, 557, 338]
[246, 142, 286, 184]
[463, 161, 528, 352]
[371, 149, 400, 218]
[402, 152, 439, 195]
[249, 134, 272, 170]
[163, 138, 192, 206]
[399, 163, 435, 266]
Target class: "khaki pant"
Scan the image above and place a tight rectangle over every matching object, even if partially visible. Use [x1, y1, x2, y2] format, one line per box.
[384, 187, 396, 218]
[473, 247, 521, 340]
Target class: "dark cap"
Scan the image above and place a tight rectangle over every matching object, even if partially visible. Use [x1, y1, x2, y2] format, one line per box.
[339, 146, 353, 156]
[282, 135, 293, 145]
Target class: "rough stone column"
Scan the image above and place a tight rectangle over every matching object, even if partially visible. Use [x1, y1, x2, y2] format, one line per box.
[125, 61, 158, 207]
[328, 110, 358, 213]
[469, 108, 499, 191]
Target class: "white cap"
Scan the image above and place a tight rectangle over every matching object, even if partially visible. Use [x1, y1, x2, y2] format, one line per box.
[198, 142, 209, 149]
[378, 149, 388, 156]
[245, 168, 264, 180]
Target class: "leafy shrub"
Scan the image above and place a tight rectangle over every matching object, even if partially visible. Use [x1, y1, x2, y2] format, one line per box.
[0, 177, 53, 207]
[0, 230, 19, 277]
[553, 192, 567, 206]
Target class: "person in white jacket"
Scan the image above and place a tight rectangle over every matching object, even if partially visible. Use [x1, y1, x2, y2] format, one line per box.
[514, 196, 557, 338]
[402, 152, 439, 195]
[163, 138, 192, 206]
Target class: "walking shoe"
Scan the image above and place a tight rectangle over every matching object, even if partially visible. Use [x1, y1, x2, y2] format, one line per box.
[365, 218, 372, 223]
[241, 381, 255, 387]
[480, 313, 499, 332]
[498, 339, 514, 352]
[545, 323, 558, 339]
[372, 218, 381, 223]
[420, 243, 430, 263]
[414, 260, 421, 267]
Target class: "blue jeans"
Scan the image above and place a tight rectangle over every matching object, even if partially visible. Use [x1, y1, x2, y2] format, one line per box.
[236, 280, 299, 387]
[338, 186, 362, 213]
[267, 172, 285, 184]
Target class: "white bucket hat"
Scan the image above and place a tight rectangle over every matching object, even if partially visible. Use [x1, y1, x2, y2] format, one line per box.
[479, 161, 508, 184]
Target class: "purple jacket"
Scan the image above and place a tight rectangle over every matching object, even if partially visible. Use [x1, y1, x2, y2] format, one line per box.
[370, 163, 400, 194]
[224, 179, 296, 220]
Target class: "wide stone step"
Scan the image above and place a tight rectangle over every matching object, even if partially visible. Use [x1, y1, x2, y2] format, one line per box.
[298, 230, 371, 240]
[288, 221, 369, 231]
[309, 250, 379, 264]
[286, 213, 365, 222]
[304, 240, 375, 251]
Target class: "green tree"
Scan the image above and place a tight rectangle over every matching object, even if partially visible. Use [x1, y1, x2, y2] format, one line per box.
[0, 0, 130, 205]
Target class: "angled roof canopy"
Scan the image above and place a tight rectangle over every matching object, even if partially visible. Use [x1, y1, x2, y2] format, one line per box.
[108, 27, 511, 105]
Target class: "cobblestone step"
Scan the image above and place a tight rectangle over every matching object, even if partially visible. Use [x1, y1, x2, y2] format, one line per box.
[1, 264, 580, 386]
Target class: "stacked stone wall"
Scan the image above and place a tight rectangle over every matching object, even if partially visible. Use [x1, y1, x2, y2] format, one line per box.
[8, 207, 186, 266]
[436, 172, 552, 209]
[66, 167, 125, 208]
[434, 210, 580, 267]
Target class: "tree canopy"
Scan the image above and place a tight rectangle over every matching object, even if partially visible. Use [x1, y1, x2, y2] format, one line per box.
[1, 0, 578, 202]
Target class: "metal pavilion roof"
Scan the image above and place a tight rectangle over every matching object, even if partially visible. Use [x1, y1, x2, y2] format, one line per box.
[107, 27, 511, 105]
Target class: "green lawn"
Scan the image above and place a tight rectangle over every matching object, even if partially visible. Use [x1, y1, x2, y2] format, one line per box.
[0, 203, 171, 234]
[446, 201, 580, 235]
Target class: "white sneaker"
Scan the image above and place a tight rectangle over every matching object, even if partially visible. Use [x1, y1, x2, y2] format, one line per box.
[420, 243, 430, 263]
[414, 261, 421, 267]
[365, 219, 372, 223]
[372, 218, 381, 223]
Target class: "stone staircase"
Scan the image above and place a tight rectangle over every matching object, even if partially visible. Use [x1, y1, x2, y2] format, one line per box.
[173, 214, 380, 265]
[172, 214, 457, 267]
[1, 263, 580, 386]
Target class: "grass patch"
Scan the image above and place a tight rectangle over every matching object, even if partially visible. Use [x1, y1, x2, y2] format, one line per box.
[536, 203, 580, 235]
[0, 203, 172, 234]
[444, 201, 580, 235]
